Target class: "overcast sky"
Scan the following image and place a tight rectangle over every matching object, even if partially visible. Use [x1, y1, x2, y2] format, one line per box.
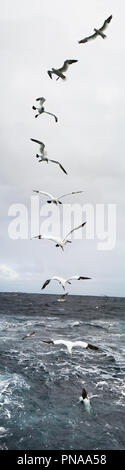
[0, 0, 125, 296]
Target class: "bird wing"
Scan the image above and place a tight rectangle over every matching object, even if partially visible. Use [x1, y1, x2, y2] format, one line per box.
[52, 276, 63, 282]
[61, 59, 78, 71]
[42, 340, 54, 344]
[47, 70, 53, 79]
[33, 191, 54, 199]
[78, 276, 91, 280]
[87, 343, 99, 351]
[72, 341, 88, 349]
[41, 279, 51, 289]
[54, 339, 69, 347]
[36, 97, 46, 104]
[30, 138, 45, 151]
[22, 331, 36, 340]
[66, 59, 78, 64]
[67, 275, 79, 281]
[44, 111, 58, 122]
[78, 31, 98, 43]
[59, 190, 84, 200]
[49, 159, 68, 175]
[67, 275, 91, 282]
[33, 235, 41, 239]
[41, 235, 59, 244]
[100, 15, 112, 32]
[64, 221, 86, 241]
[53, 69, 66, 79]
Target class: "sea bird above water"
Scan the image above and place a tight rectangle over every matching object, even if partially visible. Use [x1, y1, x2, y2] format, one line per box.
[41, 275, 91, 291]
[42, 339, 99, 354]
[32, 221, 86, 250]
[78, 15, 112, 44]
[22, 331, 36, 340]
[32, 97, 58, 122]
[48, 59, 78, 80]
[30, 138, 67, 175]
[33, 189, 84, 205]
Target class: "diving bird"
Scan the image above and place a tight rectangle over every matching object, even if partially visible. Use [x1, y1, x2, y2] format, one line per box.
[30, 138, 67, 175]
[32, 97, 58, 122]
[79, 388, 91, 414]
[48, 59, 78, 80]
[32, 221, 86, 250]
[41, 275, 91, 291]
[57, 293, 68, 302]
[78, 15, 112, 44]
[42, 339, 99, 354]
[33, 189, 84, 205]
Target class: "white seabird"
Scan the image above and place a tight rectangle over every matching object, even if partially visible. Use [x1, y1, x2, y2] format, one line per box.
[33, 189, 84, 205]
[78, 15, 112, 44]
[32, 221, 86, 250]
[42, 339, 99, 354]
[48, 59, 78, 80]
[32, 97, 58, 122]
[30, 138, 67, 175]
[41, 275, 91, 291]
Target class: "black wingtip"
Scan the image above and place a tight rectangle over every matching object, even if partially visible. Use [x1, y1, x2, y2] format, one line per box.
[107, 14, 113, 22]
[87, 343, 99, 351]
[48, 70, 52, 79]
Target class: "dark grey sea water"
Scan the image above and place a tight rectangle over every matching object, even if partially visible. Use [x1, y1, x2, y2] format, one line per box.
[0, 293, 125, 450]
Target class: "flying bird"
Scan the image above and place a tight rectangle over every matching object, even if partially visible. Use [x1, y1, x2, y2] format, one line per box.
[33, 190, 84, 205]
[32, 221, 86, 250]
[78, 15, 112, 44]
[41, 275, 91, 291]
[32, 97, 58, 122]
[30, 138, 67, 175]
[48, 59, 78, 80]
[42, 339, 99, 354]
[22, 331, 36, 340]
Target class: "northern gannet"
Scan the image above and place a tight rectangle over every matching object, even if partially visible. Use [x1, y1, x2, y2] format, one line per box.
[32, 97, 58, 122]
[48, 59, 78, 80]
[79, 388, 91, 414]
[32, 221, 86, 250]
[30, 138, 67, 175]
[78, 15, 112, 44]
[41, 275, 91, 291]
[22, 331, 36, 340]
[42, 339, 99, 354]
[33, 190, 84, 205]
